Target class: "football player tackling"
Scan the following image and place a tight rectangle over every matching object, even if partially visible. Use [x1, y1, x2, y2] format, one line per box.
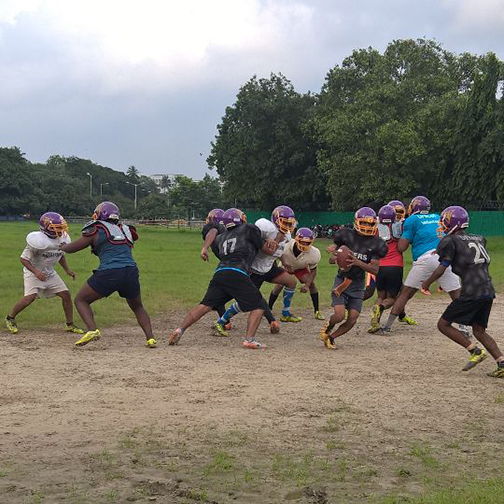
[320, 208, 388, 349]
[60, 201, 156, 348]
[422, 206, 504, 377]
[5, 212, 83, 335]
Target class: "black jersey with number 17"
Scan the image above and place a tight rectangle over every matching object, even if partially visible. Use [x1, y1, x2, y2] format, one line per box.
[211, 224, 265, 274]
[436, 233, 495, 300]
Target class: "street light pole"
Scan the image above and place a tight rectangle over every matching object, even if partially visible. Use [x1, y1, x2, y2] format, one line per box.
[86, 172, 93, 197]
[126, 181, 139, 210]
[100, 182, 109, 196]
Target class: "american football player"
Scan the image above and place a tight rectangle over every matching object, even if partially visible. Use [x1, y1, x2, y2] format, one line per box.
[320, 207, 388, 349]
[59, 201, 156, 348]
[168, 208, 279, 350]
[380, 196, 462, 333]
[421, 206, 504, 378]
[5, 212, 84, 335]
[269, 227, 324, 320]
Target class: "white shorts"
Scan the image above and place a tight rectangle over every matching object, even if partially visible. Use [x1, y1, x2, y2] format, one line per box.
[24, 272, 68, 299]
[404, 250, 460, 292]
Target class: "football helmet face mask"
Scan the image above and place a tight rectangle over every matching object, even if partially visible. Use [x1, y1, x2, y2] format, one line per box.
[222, 208, 247, 228]
[437, 206, 469, 238]
[408, 196, 431, 216]
[93, 201, 120, 221]
[206, 208, 225, 225]
[39, 212, 68, 238]
[378, 205, 396, 224]
[271, 205, 296, 234]
[295, 227, 315, 252]
[387, 200, 406, 221]
[354, 207, 378, 236]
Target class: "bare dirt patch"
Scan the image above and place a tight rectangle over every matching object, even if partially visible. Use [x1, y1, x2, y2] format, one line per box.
[1, 297, 504, 503]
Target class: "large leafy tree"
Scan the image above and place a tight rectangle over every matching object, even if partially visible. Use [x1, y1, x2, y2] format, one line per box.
[208, 73, 328, 211]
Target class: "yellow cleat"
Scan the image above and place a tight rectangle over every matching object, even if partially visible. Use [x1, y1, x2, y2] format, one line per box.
[370, 305, 382, 331]
[319, 323, 336, 350]
[65, 323, 85, 334]
[75, 329, 101, 347]
[344, 309, 348, 320]
[213, 320, 229, 337]
[314, 311, 325, 320]
[462, 348, 488, 371]
[399, 315, 418, 326]
[280, 313, 303, 323]
[145, 338, 157, 348]
[5, 316, 18, 334]
[487, 364, 504, 378]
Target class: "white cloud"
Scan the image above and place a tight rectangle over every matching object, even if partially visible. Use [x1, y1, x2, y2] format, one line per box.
[442, 0, 504, 29]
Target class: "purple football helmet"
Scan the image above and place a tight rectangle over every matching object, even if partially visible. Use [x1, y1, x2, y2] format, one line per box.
[378, 205, 396, 224]
[295, 227, 315, 252]
[437, 206, 469, 238]
[354, 207, 378, 236]
[408, 196, 431, 216]
[222, 208, 246, 228]
[271, 205, 296, 234]
[93, 201, 120, 221]
[387, 200, 406, 221]
[206, 208, 225, 225]
[39, 212, 68, 238]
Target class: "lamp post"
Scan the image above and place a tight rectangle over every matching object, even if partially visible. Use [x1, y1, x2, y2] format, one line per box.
[100, 182, 109, 196]
[126, 181, 139, 210]
[86, 172, 93, 197]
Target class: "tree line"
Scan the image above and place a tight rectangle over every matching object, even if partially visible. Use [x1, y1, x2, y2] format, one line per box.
[0, 149, 224, 220]
[208, 39, 504, 211]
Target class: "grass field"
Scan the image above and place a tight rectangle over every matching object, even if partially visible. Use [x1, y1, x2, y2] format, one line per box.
[2, 221, 504, 330]
[2, 222, 504, 504]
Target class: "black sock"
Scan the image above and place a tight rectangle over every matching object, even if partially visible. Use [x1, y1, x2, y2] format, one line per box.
[310, 292, 319, 312]
[470, 347, 482, 355]
[268, 292, 280, 310]
[66, 322, 74, 326]
[379, 305, 385, 314]
[399, 311, 406, 319]
[7, 315, 15, 320]
[326, 322, 336, 333]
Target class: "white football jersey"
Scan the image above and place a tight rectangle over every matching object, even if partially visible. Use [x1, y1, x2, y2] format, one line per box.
[281, 240, 321, 271]
[251, 218, 290, 274]
[21, 231, 71, 279]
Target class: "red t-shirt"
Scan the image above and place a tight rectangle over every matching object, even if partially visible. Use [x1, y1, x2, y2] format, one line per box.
[380, 238, 404, 267]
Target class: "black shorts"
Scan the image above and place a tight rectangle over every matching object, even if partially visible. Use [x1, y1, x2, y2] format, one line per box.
[250, 264, 286, 289]
[201, 270, 264, 312]
[376, 266, 403, 297]
[88, 266, 141, 299]
[441, 297, 494, 328]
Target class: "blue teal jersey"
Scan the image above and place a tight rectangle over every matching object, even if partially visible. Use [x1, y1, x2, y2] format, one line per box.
[401, 213, 440, 261]
[94, 228, 136, 271]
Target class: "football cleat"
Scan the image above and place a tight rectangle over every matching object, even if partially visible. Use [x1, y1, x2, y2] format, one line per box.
[369, 305, 382, 331]
[269, 321, 280, 334]
[65, 323, 85, 335]
[344, 309, 348, 320]
[280, 313, 303, 323]
[213, 320, 229, 337]
[319, 323, 336, 349]
[168, 328, 183, 345]
[314, 311, 325, 320]
[462, 348, 488, 371]
[75, 329, 101, 346]
[376, 326, 391, 335]
[399, 315, 418, 326]
[5, 316, 18, 334]
[487, 364, 504, 378]
[242, 339, 267, 350]
[145, 338, 157, 348]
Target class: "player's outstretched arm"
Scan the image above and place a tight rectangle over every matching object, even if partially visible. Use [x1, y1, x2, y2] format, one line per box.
[58, 255, 75, 279]
[60, 235, 94, 254]
[201, 228, 218, 261]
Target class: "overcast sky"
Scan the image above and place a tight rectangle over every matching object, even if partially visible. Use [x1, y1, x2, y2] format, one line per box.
[1, 0, 503, 178]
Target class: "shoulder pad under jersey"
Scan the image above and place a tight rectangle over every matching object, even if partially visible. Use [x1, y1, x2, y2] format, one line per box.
[391, 221, 403, 240]
[82, 220, 98, 235]
[377, 223, 391, 241]
[26, 231, 56, 251]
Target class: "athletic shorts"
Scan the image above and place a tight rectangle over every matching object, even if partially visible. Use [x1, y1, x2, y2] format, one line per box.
[24, 272, 68, 299]
[87, 266, 141, 299]
[331, 276, 364, 313]
[441, 297, 493, 328]
[404, 251, 460, 292]
[376, 266, 403, 297]
[250, 264, 286, 289]
[294, 267, 311, 281]
[201, 270, 264, 312]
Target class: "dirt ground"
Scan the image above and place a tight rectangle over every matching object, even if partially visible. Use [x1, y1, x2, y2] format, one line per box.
[2, 297, 504, 504]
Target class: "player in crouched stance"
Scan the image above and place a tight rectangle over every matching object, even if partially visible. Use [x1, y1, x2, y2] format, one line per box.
[169, 208, 278, 350]
[320, 208, 388, 349]
[5, 212, 84, 335]
[422, 206, 504, 377]
[60, 201, 156, 348]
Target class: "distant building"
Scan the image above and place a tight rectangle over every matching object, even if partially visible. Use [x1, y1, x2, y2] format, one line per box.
[148, 173, 182, 193]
